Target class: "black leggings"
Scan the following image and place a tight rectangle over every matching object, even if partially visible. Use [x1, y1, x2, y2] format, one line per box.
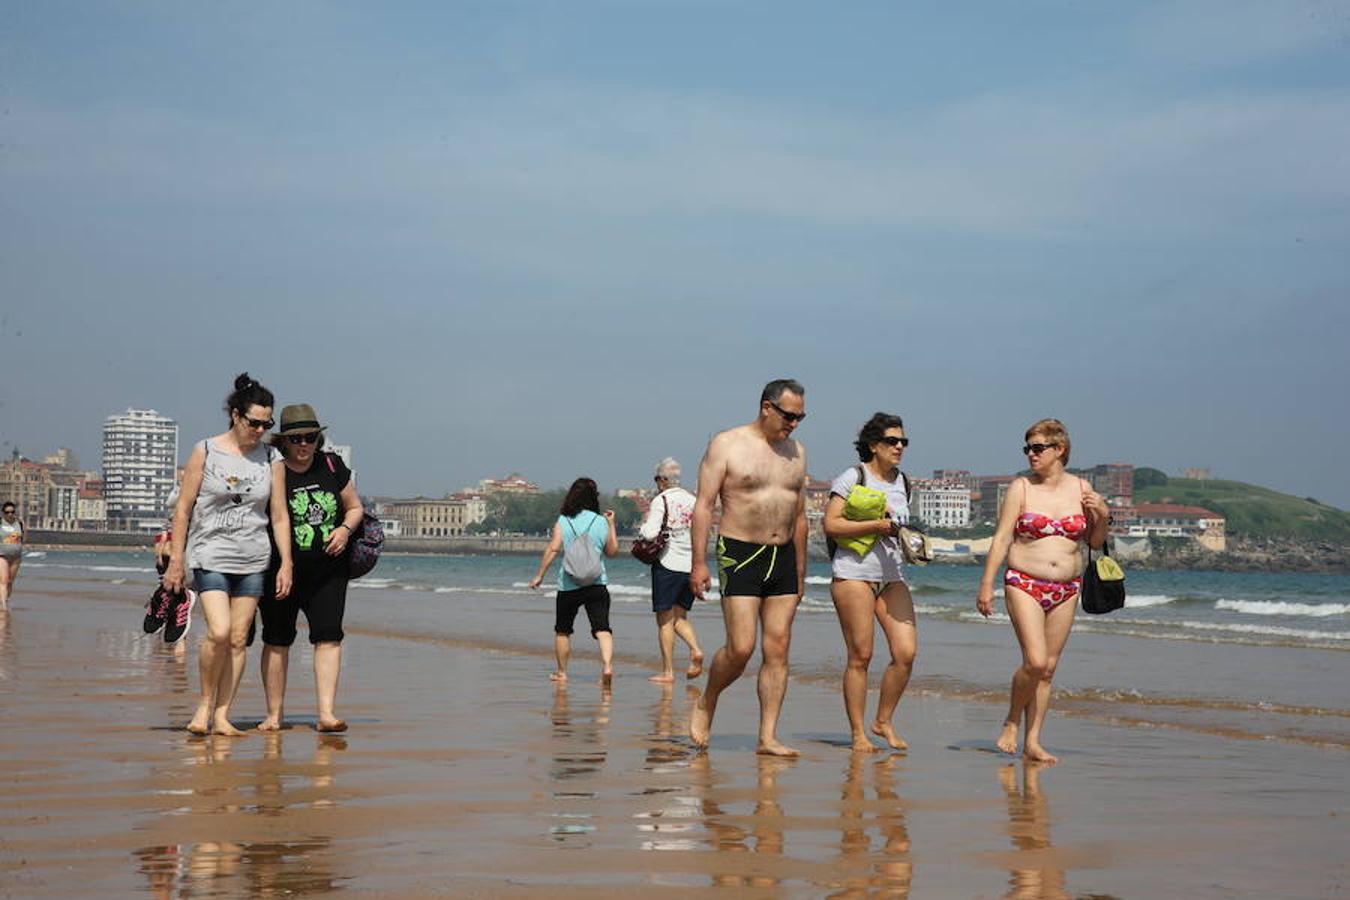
[554, 584, 612, 637]
[260, 558, 349, 646]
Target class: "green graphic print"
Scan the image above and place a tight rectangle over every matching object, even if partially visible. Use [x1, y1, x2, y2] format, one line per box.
[290, 489, 339, 551]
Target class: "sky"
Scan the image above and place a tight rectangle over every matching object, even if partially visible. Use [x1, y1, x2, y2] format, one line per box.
[2, 1, 1349, 507]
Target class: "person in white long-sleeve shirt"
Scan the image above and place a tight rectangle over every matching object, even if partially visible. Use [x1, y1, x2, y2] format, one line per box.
[638, 458, 704, 683]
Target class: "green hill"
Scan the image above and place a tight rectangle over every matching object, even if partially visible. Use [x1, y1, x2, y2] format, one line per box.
[1134, 478, 1350, 542]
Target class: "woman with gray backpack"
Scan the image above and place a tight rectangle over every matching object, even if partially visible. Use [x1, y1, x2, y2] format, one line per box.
[528, 477, 619, 685]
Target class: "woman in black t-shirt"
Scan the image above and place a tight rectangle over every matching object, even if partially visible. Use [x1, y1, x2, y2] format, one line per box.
[258, 404, 364, 733]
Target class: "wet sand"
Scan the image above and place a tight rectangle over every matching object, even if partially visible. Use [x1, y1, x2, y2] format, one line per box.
[1, 575, 1348, 898]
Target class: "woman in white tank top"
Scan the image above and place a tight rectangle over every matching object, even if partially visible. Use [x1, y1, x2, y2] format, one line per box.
[165, 373, 293, 736]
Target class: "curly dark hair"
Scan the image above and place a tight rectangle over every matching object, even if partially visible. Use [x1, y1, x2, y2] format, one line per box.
[560, 477, 601, 517]
[854, 412, 905, 462]
[224, 372, 275, 426]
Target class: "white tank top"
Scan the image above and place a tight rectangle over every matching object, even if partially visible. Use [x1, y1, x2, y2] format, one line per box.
[186, 438, 276, 574]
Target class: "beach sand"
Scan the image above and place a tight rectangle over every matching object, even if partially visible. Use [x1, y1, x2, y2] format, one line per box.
[1, 573, 1347, 898]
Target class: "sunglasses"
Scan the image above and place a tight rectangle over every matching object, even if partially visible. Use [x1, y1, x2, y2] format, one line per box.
[286, 433, 319, 445]
[241, 415, 274, 430]
[880, 436, 910, 448]
[1023, 442, 1058, 455]
[768, 400, 807, 424]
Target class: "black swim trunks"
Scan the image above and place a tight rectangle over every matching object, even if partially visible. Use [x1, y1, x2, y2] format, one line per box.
[717, 536, 799, 599]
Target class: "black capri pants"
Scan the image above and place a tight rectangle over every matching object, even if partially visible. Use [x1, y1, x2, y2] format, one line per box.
[261, 556, 349, 646]
[554, 584, 612, 638]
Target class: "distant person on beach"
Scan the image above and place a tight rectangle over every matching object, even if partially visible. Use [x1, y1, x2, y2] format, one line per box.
[823, 412, 917, 753]
[976, 419, 1108, 763]
[164, 373, 293, 736]
[688, 378, 809, 756]
[0, 501, 24, 610]
[527, 478, 619, 685]
[637, 457, 704, 683]
[259, 404, 364, 734]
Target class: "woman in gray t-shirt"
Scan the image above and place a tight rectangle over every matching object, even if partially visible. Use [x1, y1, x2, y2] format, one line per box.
[165, 373, 293, 736]
[822, 412, 917, 754]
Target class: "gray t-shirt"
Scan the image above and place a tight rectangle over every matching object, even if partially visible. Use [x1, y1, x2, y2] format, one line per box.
[186, 438, 277, 575]
[829, 465, 909, 583]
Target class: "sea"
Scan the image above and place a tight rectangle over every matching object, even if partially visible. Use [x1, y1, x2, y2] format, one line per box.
[20, 549, 1350, 750]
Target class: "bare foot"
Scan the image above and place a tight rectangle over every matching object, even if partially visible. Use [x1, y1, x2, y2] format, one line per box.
[756, 739, 800, 758]
[211, 718, 248, 737]
[871, 721, 908, 751]
[255, 719, 282, 733]
[850, 735, 880, 753]
[601, 670, 613, 688]
[648, 673, 675, 683]
[689, 695, 712, 748]
[316, 719, 348, 733]
[685, 652, 704, 679]
[995, 721, 1020, 755]
[549, 671, 568, 683]
[186, 708, 211, 735]
[1023, 743, 1058, 765]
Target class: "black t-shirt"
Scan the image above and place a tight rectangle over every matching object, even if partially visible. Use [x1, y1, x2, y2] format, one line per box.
[284, 453, 352, 562]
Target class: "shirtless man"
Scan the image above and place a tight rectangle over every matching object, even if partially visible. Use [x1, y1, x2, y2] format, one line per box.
[688, 379, 809, 756]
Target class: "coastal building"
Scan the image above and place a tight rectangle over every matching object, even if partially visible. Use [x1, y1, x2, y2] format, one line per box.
[932, 469, 977, 492]
[0, 453, 51, 525]
[1085, 463, 1134, 505]
[977, 476, 1016, 524]
[385, 494, 488, 537]
[102, 408, 179, 532]
[45, 481, 80, 530]
[909, 479, 972, 529]
[1182, 468, 1211, 480]
[478, 473, 539, 494]
[1129, 503, 1227, 552]
[77, 486, 107, 531]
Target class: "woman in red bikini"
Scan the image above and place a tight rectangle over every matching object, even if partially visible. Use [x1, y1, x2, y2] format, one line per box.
[976, 419, 1109, 763]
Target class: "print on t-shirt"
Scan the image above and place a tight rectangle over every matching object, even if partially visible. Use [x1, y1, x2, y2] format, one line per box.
[290, 488, 339, 551]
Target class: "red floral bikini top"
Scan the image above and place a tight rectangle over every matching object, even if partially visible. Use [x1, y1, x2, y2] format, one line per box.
[1015, 512, 1088, 542]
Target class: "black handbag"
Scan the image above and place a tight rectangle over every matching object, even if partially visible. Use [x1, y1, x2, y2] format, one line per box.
[1081, 540, 1125, 614]
[631, 492, 670, 565]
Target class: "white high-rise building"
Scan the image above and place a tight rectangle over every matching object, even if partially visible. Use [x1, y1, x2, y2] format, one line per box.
[103, 409, 178, 532]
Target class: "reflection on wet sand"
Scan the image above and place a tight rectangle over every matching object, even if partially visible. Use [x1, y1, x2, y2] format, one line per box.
[135, 732, 346, 897]
[692, 753, 792, 889]
[633, 684, 700, 850]
[0, 609, 12, 683]
[548, 682, 611, 842]
[826, 752, 913, 898]
[1000, 763, 1071, 900]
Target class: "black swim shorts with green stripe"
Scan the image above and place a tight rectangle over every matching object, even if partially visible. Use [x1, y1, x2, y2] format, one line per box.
[717, 535, 799, 598]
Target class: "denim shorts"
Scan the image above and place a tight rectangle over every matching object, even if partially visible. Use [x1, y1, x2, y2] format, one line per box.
[193, 568, 266, 598]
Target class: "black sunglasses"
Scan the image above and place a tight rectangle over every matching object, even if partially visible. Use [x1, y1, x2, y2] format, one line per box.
[286, 433, 319, 445]
[241, 415, 274, 430]
[880, 436, 909, 448]
[767, 400, 806, 424]
[1023, 442, 1058, 455]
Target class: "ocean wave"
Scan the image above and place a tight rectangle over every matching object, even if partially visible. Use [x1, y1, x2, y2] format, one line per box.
[1178, 620, 1350, 641]
[1124, 594, 1176, 608]
[804, 575, 831, 585]
[25, 562, 156, 574]
[351, 578, 397, 589]
[1215, 600, 1350, 618]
